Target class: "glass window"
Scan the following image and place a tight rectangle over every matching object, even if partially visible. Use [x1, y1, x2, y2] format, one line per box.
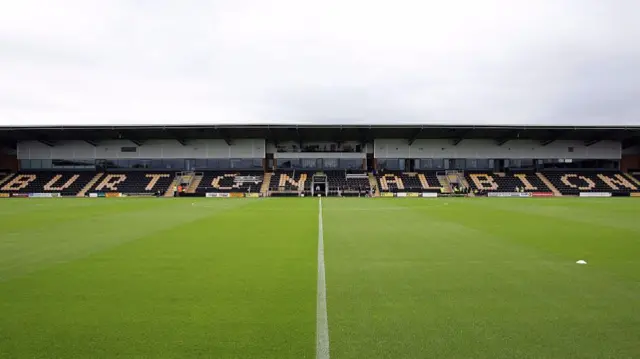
[302, 159, 317, 169]
[53, 159, 74, 168]
[278, 159, 301, 169]
[206, 159, 218, 169]
[130, 159, 147, 169]
[291, 159, 302, 169]
[324, 159, 339, 169]
[476, 159, 490, 169]
[278, 159, 292, 169]
[217, 159, 231, 169]
[339, 159, 360, 169]
[163, 159, 184, 170]
[20, 160, 31, 169]
[194, 159, 208, 169]
[230, 159, 254, 169]
[378, 158, 400, 170]
[39, 159, 53, 169]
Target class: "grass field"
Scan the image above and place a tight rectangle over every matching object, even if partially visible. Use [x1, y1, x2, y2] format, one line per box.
[1, 197, 639, 358]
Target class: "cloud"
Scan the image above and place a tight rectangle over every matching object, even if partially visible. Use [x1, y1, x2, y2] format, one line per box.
[1, 0, 639, 127]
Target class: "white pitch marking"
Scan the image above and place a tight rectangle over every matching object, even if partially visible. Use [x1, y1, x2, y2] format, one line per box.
[316, 198, 330, 359]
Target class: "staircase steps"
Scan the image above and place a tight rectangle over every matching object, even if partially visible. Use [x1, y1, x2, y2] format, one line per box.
[368, 173, 380, 197]
[186, 175, 203, 193]
[164, 176, 181, 197]
[536, 173, 562, 197]
[260, 173, 272, 196]
[625, 173, 640, 187]
[0, 174, 14, 188]
[77, 173, 103, 197]
[437, 175, 452, 193]
[458, 174, 474, 197]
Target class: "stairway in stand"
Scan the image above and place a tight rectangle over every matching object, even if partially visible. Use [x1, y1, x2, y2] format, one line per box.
[437, 174, 452, 193]
[625, 173, 640, 187]
[457, 173, 474, 197]
[536, 173, 562, 196]
[77, 173, 103, 197]
[0, 174, 14, 187]
[260, 172, 272, 196]
[164, 176, 180, 197]
[186, 175, 203, 193]
[368, 173, 380, 196]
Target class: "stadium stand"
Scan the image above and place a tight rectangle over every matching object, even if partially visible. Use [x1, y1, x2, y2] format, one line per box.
[194, 171, 263, 194]
[86, 171, 175, 195]
[269, 171, 308, 195]
[464, 171, 552, 194]
[1, 125, 639, 198]
[377, 171, 442, 193]
[0, 171, 96, 196]
[326, 170, 370, 196]
[543, 170, 639, 195]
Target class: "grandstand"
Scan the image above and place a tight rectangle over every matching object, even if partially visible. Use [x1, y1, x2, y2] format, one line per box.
[1, 125, 639, 198]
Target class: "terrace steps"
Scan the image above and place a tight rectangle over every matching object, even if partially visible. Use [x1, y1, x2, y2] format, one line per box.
[164, 176, 180, 197]
[186, 175, 203, 193]
[368, 173, 380, 197]
[0, 174, 14, 188]
[536, 173, 562, 197]
[260, 172, 272, 196]
[77, 173, 103, 197]
[625, 173, 640, 187]
[437, 175, 452, 193]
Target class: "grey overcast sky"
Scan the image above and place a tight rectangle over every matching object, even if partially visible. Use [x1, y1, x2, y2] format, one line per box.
[1, 0, 639, 127]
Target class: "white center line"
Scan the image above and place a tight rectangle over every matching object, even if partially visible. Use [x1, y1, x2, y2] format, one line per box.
[316, 198, 330, 359]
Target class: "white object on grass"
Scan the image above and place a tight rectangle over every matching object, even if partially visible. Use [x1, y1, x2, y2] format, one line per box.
[576, 260, 587, 264]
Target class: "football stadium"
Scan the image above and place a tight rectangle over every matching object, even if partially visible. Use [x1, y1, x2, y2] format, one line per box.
[1, 125, 640, 358]
[3, 1, 640, 358]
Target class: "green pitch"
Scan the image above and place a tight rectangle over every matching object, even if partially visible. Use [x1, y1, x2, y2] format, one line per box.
[1, 197, 639, 358]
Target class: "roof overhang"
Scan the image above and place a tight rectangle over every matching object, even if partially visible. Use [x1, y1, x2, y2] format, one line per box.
[1, 125, 639, 147]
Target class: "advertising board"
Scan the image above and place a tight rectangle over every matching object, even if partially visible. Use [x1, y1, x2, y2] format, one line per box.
[532, 192, 554, 197]
[488, 192, 532, 198]
[29, 193, 53, 198]
[206, 193, 230, 198]
[0, 193, 10, 198]
[396, 193, 407, 197]
[422, 192, 438, 198]
[579, 192, 612, 197]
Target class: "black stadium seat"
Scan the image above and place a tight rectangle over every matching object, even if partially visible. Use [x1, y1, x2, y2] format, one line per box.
[377, 171, 442, 193]
[0, 171, 96, 195]
[465, 171, 551, 193]
[195, 171, 263, 193]
[543, 170, 639, 195]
